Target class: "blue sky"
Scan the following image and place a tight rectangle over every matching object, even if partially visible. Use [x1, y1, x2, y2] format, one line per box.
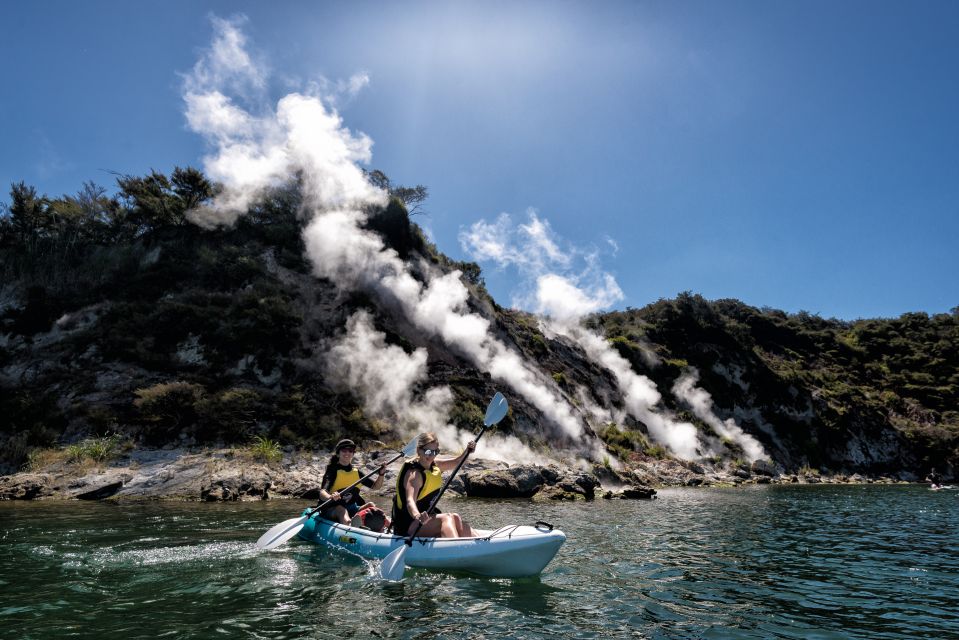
[2, 1, 957, 320]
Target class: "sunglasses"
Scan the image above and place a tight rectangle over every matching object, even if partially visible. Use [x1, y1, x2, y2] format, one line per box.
[420, 447, 440, 456]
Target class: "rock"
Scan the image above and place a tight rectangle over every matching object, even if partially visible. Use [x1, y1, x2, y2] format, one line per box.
[751, 460, 776, 477]
[552, 471, 599, 500]
[0, 474, 53, 500]
[463, 465, 545, 498]
[540, 465, 562, 484]
[630, 469, 658, 486]
[620, 485, 657, 499]
[75, 480, 124, 500]
[447, 475, 465, 494]
[733, 468, 751, 479]
[682, 461, 705, 475]
[531, 485, 586, 502]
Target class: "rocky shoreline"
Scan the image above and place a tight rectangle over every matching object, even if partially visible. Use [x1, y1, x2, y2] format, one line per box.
[0, 445, 926, 503]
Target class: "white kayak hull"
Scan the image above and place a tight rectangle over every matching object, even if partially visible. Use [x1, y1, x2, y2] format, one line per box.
[297, 513, 565, 578]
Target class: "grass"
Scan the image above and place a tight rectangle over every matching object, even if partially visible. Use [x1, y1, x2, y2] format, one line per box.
[24, 447, 70, 471]
[24, 434, 128, 471]
[66, 434, 127, 464]
[247, 435, 283, 464]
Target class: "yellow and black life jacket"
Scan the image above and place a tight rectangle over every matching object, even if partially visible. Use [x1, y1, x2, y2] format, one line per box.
[327, 466, 361, 493]
[393, 459, 443, 515]
[321, 463, 366, 505]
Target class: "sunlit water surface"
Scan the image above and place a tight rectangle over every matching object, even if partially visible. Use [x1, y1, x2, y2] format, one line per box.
[1, 485, 957, 639]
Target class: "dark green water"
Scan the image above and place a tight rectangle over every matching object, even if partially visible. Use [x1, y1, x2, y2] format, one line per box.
[1, 485, 957, 639]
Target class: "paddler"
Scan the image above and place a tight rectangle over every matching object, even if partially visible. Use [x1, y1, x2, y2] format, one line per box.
[391, 432, 475, 538]
[926, 468, 942, 490]
[318, 439, 386, 524]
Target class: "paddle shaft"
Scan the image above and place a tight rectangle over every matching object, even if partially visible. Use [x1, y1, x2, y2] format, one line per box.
[308, 451, 402, 518]
[403, 424, 491, 545]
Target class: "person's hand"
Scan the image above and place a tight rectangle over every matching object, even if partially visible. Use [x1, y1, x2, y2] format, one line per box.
[466, 440, 476, 453]
[378, 465, 387, 476]
[330, 491, 341, 502]
[417, 512, 431, 524]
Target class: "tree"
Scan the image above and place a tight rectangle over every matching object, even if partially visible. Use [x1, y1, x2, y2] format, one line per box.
[117, 166, 215, 233]
[7, 182, 52, 244]
[171, 166, 216, 211]
[364, 169, 429, 214]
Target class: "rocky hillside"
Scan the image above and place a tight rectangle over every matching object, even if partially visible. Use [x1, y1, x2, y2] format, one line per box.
[1, 170, 956, 482]
[588, 297, 958, 477]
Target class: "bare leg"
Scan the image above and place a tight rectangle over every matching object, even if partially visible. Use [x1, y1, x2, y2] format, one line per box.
[439, 514, 458, 538]
[407, 516, 445, 537]
[406, 514, 460, 538]
[332, 505, 350, 524]
[451, 514, 474, 537]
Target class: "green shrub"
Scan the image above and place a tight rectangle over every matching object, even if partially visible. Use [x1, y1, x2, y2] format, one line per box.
[134, 381, 205, 425]
[530, 333, 548, 354]
[196, 387, 261, 440]
[247, 435, 282, 464]
[644, 444, 668, 459]
[450, 400, 485, 431]
[66, 434, 126, 464]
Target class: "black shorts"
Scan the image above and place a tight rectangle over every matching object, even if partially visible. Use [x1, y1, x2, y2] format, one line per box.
[391, 506, 442, 536]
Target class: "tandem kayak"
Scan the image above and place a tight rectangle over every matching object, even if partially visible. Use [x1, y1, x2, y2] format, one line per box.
[297, 511, 566, 578]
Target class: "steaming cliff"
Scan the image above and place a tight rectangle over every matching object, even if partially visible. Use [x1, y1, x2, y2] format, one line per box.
[1, 178, 956, 483]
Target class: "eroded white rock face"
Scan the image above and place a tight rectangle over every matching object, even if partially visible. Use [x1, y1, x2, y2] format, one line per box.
[176, 335, 207, 366]
[712, 362, 750, 392]
[228, 354, 281, 386]
[844, 429, 903, 467]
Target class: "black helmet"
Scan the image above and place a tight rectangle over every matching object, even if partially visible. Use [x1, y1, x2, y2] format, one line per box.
[334, 438, 356, 452]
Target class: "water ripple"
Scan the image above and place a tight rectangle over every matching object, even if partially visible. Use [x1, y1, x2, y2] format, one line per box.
[1, 487, 957, 639]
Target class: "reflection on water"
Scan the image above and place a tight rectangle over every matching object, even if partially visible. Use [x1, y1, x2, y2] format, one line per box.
[1, 486, 958, 639]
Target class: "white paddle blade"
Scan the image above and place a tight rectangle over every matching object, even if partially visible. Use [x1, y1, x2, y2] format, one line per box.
[255, 515, 308, 550]
[400, 436, 420, 458]
[484, 392, 508, 426]
[379, 545, 409, 581]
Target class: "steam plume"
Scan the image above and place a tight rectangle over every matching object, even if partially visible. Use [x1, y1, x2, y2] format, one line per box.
[463, 209, 766, 462]
[325, 311, 552, 464]
[183, 17, 589, 455]
[672, 369, 766, 462]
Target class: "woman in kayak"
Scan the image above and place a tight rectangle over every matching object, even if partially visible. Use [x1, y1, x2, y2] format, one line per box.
[318, 439, 386, 524]
[392, 432, 475, 538]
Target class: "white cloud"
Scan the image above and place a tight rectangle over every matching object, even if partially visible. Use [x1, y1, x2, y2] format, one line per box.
[183, 15, 265, 97]
[460, 209, 623, 318]
[534, 273, 623, 323]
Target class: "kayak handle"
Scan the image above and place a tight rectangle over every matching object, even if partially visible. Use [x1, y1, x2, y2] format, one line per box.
[534, 521, 554, 531]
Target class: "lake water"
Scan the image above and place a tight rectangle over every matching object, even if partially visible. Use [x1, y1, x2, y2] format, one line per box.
[1, 485, 957, 639]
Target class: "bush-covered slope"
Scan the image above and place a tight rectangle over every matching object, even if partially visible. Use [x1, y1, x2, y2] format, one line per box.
[588, 293, 959, 474]
[1, 171, 956, 479]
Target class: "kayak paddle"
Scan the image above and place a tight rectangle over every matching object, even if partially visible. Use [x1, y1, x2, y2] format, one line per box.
[255, 435, 418, 550]
[379, 392, 508, 580]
